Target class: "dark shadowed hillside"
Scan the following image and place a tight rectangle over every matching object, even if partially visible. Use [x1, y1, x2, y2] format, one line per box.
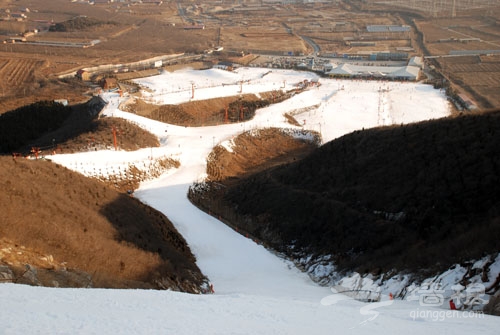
[0, 99, 159, 156]
[0, 101, 72, 154]
[191, 110, 500, 276]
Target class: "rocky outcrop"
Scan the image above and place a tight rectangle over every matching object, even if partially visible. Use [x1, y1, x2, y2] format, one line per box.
[0, 239, 93, 288]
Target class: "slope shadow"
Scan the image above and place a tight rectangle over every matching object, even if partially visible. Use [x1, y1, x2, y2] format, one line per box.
[22, 97, 107, 152]
[98, 192, 206, 290]
[193, 109, 500, 275]
[0, 97, 106, 155]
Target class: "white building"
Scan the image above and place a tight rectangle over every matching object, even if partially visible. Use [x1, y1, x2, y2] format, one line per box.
[326, 63, 420, 81]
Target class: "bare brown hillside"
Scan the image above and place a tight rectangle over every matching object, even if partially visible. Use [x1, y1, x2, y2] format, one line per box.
[0, 99, 175, 193]
[0, 99, 159, 155]
[53, 116, 160, 154]
[125, 90, 295, 127]
[0, 156, 207, 292]
[0, 98, 205, 291]
[206, 128, 321, 183]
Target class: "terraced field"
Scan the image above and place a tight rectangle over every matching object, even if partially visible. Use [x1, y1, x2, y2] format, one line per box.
[0, 57, 44, 98]
[440, 55, 500, 108]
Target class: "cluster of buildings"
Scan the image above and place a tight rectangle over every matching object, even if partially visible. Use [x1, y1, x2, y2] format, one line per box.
[0, 8, 29, 22]
[250, 54, 424, 81]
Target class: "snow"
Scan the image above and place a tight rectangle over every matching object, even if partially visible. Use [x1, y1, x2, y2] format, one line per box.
[2, 67, 499, 333]
[1, 283, 498, 334]
[219, 138, 235, 153]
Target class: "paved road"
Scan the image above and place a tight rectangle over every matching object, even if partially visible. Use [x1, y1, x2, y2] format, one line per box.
[300, 35, 320, 55]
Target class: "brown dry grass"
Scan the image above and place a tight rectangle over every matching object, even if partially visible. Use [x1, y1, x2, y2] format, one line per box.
[55, 117, 160, 154]
[222, 26, 309, 54]
[205, 128, 319, 183]
[0, 99, 159, 156]
[0, 156, 205, 291]
[127, 92, 272, 127]
[0, 96, 204, 290]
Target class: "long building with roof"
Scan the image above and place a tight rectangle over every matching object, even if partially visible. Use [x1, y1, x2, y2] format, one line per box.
[325, 63, 421, 81]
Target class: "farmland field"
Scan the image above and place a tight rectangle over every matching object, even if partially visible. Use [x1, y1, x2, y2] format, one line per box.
[0, 0, 498, 112]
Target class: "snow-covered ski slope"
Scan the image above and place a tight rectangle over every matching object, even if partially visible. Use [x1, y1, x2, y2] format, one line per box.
[2, 67, 499, 334]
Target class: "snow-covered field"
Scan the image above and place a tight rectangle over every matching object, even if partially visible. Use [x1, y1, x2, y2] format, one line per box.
[2, 67, 499, 334]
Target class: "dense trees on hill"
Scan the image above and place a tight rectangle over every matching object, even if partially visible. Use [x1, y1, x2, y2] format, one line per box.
[192, 110, 500, 275]
[49, 17, 117, 32]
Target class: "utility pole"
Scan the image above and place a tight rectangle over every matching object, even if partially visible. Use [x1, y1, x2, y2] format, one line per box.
[112, 126, 118, 151]
[31, 147, 41, 159]
[239, 105, 245, 121]
[216, 26, 221, 47]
